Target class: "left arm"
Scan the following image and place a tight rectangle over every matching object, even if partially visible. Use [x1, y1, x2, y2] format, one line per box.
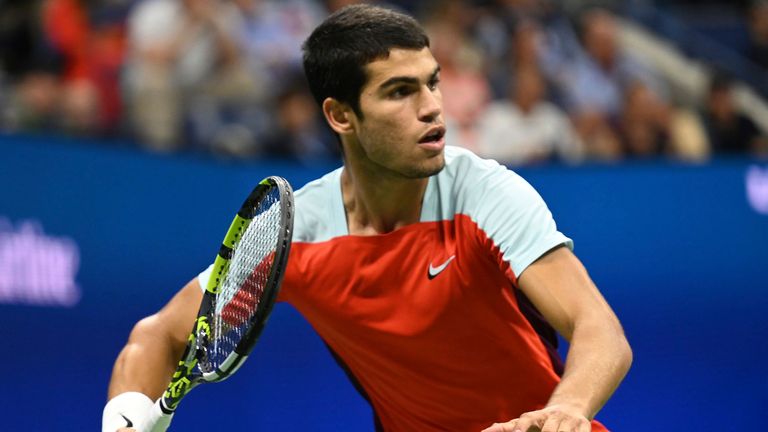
[484, 246, 632, 432]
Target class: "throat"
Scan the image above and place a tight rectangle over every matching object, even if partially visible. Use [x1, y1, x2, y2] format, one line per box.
[341, 168, 428, 235]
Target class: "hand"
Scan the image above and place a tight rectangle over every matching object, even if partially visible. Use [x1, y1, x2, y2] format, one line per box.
[481, 405, 591, 432]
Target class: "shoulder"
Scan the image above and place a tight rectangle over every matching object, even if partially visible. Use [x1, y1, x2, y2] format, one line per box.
[442, 145, 499, 173]
[292, 167, 344, 243]
[425, 146, 542, 222]
[440, 146, 534, 198]
[436, 148, 571, 277]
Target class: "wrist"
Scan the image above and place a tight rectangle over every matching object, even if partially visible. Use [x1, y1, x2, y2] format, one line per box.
[102, 392, 154, 432]
[544, 400, 591, 420]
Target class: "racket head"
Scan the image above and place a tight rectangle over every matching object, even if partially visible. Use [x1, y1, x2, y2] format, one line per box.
[196, 176, 294, 382]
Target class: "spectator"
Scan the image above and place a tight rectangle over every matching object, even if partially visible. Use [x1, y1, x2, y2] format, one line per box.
[221, 0, 325, 158]
[477, 66, 583, 165]
[0, 0, 64, 132]
[550, 8, 666, 160]
[2, 70, 62, 132]
[618, 81, 669, 158]
[703, 73, 768, 157]
[423, 0, 491, 151]
[554, 9, 625, 116]
[747, 0, 768, 70]
[262, 74, 338, 163]
[487, 18, 546, 100]
[42, 0, 128, 135]
[474, 0, 553, 99]
[619, 81, 710, 161]
[232, 0, 323, 98]
[124, 0, 258, 152]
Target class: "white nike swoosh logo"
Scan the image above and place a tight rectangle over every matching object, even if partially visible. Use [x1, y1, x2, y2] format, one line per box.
[428, 255, 455, 280]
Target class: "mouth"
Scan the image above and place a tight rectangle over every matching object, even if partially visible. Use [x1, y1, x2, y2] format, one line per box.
[418, 126, 446, 150]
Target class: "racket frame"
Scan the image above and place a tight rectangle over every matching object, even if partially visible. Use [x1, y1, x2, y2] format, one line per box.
[158, 176, 293, 414]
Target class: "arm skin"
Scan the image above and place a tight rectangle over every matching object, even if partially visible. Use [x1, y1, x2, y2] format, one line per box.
[107, 278, 203, 401]
[483, 246, 633, 432]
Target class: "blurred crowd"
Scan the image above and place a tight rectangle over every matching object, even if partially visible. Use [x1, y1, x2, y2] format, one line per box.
[1, 0, 767, 165]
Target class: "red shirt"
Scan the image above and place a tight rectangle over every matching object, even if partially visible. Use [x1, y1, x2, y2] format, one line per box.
[279, 148, 607, 431]
[202, 147, 608, 431]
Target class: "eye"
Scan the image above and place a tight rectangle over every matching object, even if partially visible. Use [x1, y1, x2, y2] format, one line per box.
[428, 75, 440, 91]
[390, 86, 413, 99]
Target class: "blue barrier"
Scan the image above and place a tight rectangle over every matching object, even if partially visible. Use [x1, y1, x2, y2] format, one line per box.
[1, 134, 766, 430]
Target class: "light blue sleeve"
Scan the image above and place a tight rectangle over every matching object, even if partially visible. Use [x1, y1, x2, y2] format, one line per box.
[442, 147, 572, 278]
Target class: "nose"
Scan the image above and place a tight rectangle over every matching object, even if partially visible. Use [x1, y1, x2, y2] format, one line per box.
[417, 86, 442, 123]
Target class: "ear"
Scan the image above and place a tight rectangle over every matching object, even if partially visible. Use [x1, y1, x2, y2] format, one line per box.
[322, 97, 356, 135]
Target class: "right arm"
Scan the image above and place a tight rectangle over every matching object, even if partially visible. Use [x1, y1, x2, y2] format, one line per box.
[104, 278, 203, 430]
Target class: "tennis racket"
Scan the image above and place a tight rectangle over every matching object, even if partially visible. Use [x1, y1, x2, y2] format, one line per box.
[139, 176, 294, 432]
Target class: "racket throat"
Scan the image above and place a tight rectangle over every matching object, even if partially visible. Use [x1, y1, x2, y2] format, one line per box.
[159, 396, 177, 415]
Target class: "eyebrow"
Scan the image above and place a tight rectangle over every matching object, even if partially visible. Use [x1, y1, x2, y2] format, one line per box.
[378, 65, 441, 90]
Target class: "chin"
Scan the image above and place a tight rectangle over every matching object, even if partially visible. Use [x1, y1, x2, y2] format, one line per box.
[403, 155, 445, 179]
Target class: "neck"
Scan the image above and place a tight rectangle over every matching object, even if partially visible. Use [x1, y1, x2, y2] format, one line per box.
[340, 158, 429, 236]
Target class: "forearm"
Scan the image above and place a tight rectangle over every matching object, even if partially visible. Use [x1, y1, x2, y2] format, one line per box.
[108, 279, 201, 401]
[107, 316, 186, 400]
[546, 318, 632, 419]
[104, 280, 201, 431]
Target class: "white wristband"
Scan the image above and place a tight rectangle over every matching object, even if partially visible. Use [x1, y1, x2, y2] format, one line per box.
[102, 392, 154, 432]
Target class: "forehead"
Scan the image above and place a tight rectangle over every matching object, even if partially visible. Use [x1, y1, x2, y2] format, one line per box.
[363, 47, 438, 89]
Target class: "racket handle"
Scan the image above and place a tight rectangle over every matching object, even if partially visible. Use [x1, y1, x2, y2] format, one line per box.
[138, 399, 174, 432]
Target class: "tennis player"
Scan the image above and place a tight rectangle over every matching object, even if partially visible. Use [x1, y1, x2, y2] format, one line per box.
[103, 5, 631, 432]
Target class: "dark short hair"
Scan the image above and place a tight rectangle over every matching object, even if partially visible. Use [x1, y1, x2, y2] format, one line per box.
[302, 4, 430, 117]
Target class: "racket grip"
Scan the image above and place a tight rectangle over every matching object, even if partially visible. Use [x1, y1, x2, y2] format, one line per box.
[138, 399, 174, 432]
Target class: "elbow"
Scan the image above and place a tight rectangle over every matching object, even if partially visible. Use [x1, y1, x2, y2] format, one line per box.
[603, 310, 633, 376]
[127, 314, 183, 356]
[128, 314, 164, 343]
[595, 314, 633, 378]
[616, 331, 633, 377]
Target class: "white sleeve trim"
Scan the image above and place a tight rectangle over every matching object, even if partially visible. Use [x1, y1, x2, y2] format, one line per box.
[197, 264, 214, 292]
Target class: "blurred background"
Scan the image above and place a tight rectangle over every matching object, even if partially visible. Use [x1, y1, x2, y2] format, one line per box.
[1, 0, 767, 430]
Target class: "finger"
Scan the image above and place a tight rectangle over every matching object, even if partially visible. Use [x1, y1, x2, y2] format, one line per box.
[480, 423, 501, 432]
[578, 419, 591, 432]
[555, 417, 590, 432]
[491, 419, 519, 432]
[540, 415, 562, 432]
[481, 421, 517, 432]
[515, 412, 545, 431]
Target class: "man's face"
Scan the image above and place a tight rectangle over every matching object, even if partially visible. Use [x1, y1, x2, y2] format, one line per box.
[584, 13, 617, 69]
[346, 47, 446, 179]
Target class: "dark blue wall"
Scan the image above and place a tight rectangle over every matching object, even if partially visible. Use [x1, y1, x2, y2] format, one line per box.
[1, 135, 766, 430]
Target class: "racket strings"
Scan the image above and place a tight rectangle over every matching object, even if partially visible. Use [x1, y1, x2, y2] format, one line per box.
[202, 188, 282, 372]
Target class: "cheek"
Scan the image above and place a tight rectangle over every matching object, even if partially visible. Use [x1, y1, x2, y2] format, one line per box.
[360, 120, 400, 158]
[362, 111, 410, 146]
